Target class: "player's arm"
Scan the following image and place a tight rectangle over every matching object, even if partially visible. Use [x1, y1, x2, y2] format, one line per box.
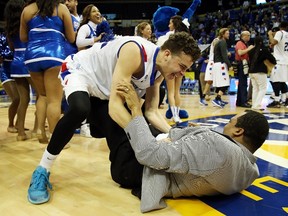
[109, 42, 142, 128]
[144, 76, 171, 133]
[268, 30, 278, 46]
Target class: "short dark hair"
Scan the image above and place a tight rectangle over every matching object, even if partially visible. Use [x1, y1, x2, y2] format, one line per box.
[235, 110, 269, 150]
[279, 21, 288, 30]
[161, 32, 201, 62]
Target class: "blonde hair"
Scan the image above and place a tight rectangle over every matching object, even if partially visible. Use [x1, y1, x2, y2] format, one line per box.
[135, 22, 150, 37]
[218, 28, 229, 39]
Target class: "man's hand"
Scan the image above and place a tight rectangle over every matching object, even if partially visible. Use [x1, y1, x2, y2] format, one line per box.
[116, 80, 143, 117]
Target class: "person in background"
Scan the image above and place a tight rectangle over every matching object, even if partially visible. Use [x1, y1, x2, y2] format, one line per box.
[202, 32, 221, 103]
[76, 4, 104, 50]
[5, 0, 37, 141]
[20, 0, 75, 142]
[267, 22, 288, 108]
[235, 31, 254, 108]
[197, 48, 209, 106]
[212, 28, 233, 108]
[135, 22, 152, 41]
[248, 36, 276, 110]
[64, 0, 80, 56]
[157, 15, 190, 123]
[0, 32, 19, 134]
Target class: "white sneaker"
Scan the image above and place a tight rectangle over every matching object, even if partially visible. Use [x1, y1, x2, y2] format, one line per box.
[80, 123, 92, 138]
[172, 116, 182, 123]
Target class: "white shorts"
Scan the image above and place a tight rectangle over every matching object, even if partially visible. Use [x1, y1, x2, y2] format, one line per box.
[59, 55, 105, 100]
[204, 60, 214, 81]
[270, 64, 288, 82]
[212, 62, 230, 87]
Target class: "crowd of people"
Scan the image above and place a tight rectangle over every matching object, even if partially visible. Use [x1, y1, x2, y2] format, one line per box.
[0, 0, 280, 213]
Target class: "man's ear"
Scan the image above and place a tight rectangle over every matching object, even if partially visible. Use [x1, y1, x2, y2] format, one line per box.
[233, 127, 244, 136]
[164, 49, 172, 59]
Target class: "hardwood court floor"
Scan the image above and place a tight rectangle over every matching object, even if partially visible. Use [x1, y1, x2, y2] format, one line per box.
[0, 94, 287, 216]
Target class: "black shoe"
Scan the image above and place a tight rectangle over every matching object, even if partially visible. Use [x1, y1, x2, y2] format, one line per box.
[267, 101, 281, 108]
[237, 103, 251, 108]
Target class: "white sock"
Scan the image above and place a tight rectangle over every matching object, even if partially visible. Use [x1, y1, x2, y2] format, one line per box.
[39, 149, 58, 171]
[170, 106, 177, 118]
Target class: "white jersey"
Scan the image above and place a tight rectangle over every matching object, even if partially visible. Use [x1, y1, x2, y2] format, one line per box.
[63, 36, 161, 99]
[208, 37, 220, 61]
[273, 30, 288, 65]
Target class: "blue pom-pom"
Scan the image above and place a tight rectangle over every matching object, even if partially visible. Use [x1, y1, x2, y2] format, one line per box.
[96, 20, 115, 42]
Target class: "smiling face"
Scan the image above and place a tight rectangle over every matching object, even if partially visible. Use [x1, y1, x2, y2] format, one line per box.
[158, 50, 193, 80]
[89, 6, 102, 24]
[168, 19, 175, 31]
[141, 24, 152, 39]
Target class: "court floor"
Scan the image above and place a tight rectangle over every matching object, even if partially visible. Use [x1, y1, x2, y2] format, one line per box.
[0, 94, 287, 216]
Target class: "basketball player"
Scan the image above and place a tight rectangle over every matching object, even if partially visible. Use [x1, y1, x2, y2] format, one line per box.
[27, 32, 201, 204]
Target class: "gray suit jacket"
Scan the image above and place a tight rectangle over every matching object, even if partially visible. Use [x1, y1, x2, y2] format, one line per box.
[124, 116, 259, 213]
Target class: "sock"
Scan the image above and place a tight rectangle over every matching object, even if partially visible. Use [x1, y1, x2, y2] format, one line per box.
[170, 106, 177, 118]
[274, 96, 280, 102]
[216, 95, 221, 100]
[281, 94, 287, 102]
[39, 149, 58, 171]
[176, 107, 180, 117]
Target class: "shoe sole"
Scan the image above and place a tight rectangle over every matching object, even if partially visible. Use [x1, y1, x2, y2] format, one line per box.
[212, 101, 224, 108]
[199, 102, 208, 106]
[27, 194, 50, 205]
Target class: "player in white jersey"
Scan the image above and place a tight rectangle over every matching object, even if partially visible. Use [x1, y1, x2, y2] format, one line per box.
[267, 21, 288, 107]
[27, 32, 201, 205]
[202, 35, 220, 101]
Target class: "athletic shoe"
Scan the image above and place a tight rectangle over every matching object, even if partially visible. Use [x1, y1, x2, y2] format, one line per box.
[28, 166, 52, 204]
[212, 99, 224, 108]
[172, 116, 182, 123]
[165, 107, 172, 119]
[220, 100, 229, 105]
[199, 98, 208, 106]
[80, 123, 92, 138]
[179, 109, 189, 118]
[267, 101, 281, 108]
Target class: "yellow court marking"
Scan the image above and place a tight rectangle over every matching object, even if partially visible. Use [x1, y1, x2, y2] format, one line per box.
[261, 143, 288, 159]
[167, 199, 225, 216]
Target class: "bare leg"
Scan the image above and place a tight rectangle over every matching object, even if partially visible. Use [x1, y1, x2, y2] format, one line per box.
[14, 78, 30, 140]
[2, 81, 20, 133]
[29, 71, 48, 143]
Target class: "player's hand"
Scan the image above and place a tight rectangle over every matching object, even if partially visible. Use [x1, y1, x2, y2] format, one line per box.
[116, 80, 142, 117]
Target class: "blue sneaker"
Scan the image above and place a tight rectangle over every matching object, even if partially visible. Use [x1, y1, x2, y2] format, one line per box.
[221, 100, 228, 105]
[199, 98, 208, 106]
[179, 109, 189, 118]
[28, 166, 52, 204]
[212, 99, 224, 108]
[165, 107, 172, 119]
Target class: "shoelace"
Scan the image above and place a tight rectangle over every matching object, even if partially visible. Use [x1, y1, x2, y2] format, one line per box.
[31, 170, 52, 190]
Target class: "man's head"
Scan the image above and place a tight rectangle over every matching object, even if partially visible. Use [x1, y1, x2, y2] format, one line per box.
[159, 32, 201, 80]
[223, 110, 269, 152]
[279, 21, 288, 31]
[240, 31, 251, 42]
[219, 28, 229, 40]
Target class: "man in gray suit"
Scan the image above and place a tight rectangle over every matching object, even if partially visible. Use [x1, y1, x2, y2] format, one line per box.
[109, 80, 269, 213]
